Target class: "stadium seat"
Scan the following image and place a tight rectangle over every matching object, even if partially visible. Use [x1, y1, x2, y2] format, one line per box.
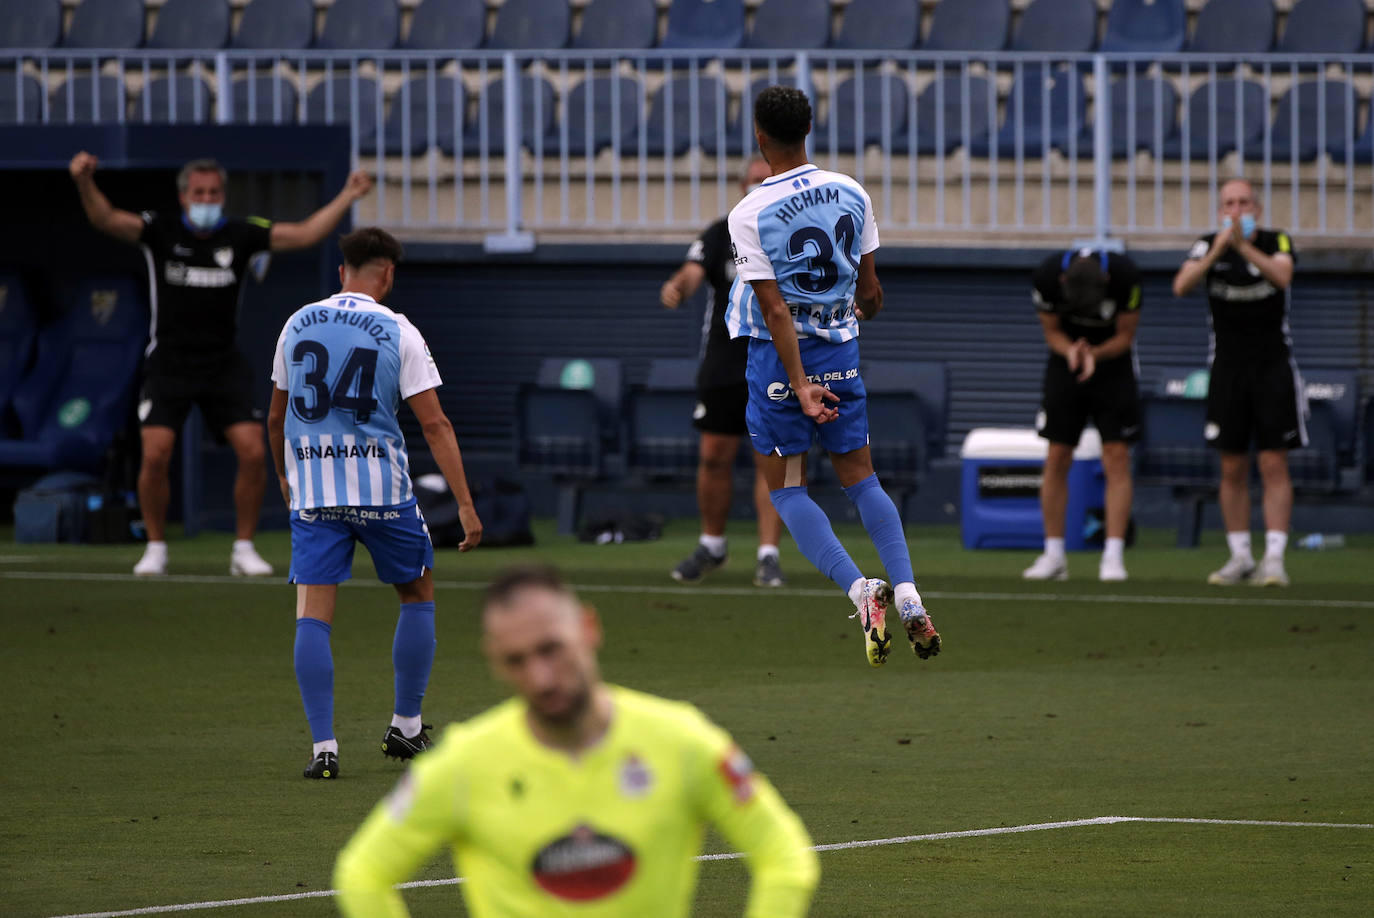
[968, 65, 1085, 158]
[861, 359, 949, 489]
[232, 0, 314, 50]
[572, 0, 657, 51]
[147, 0, 230, 50]
[0, 0, 61, 49]
[745, 0, 830, 51]
[1185, 0, 1274, 57]
[1289, 400, 1343, 493]
[1247, 80, 1357, 162]
[1337, 112, 1374, 163]
[833, 0, 920, 52]
[1160, 78, 1266, 160]
[0, 74, 44, 124]
[643, 75, 733, 156]
[1101, 0, 1187, 57]
[922, 0, 1009, 53]
[556, 75, 643, 155]
[229, 74, 301, 124]
[0, 272, 37, 438]
[626, 358, 701, 481]
[1301, 369, 1361, 470]
[533, 357, 624, 455]
[1364, 398, 1374, 484]
[383, 75, 464, 155]
[487, 0, 570, 51]
[1276, 0, 1365, 56]
[317, 0, 400, 50]
[49, 75, 126, 124]
[305, 75, 383, 154]
[892, 71, 995, 155]
[133, 75, 214, 124]
[1078, 76, 1181, 158]
[815, 73, 910, 154]
[660, 0, 745, 52]
[463, 74, 558, 157]
[63, 0, 143, 49]
[1135, 384, 1216, 545]
[0, 275, 146, 471]
[403, 0, 485, 51]
[1010, 0, 1097, 54]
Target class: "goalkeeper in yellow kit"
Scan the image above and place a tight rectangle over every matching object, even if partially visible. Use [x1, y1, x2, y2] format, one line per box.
[335, 563, 819, 917]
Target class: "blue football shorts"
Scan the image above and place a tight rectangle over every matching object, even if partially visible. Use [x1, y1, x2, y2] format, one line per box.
[745, 335, 869, 457]
[288, 499, 434, 585]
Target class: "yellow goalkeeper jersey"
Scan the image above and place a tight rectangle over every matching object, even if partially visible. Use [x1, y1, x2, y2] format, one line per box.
[335, 685, 819, 918]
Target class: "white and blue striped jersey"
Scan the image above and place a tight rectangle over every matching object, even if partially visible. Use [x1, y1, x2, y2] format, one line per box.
[271, 292, 441, 511]
[725, 164, 879, 344]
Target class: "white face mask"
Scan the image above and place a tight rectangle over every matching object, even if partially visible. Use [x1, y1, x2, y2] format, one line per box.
[187, 202, 223, 230]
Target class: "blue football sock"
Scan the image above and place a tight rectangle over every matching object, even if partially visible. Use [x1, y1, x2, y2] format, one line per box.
[293, 618, 334, 743]
[769, 486, 864, 593]
[393, 601, 436, 718]
[843, 473, 915, 587]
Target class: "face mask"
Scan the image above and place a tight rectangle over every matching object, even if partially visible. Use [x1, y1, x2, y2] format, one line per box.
[187, 202, 222, 230]
[1240, 213, 1256, 237]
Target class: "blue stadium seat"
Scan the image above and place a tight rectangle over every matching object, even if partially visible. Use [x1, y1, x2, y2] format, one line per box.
[660, 0, 745, 52]
[317, 0, 399, 50]
[49, 76, 126, 124]
[463, 75, 558, 156]
[1337, 110, 1374, 163]
[403, 0, 485, 51]
[1301, 369, 1361, 470]
[572, 0, 658, 51]
[305, 75, 382, 154]
[232, 0, 314, 50]
[0, 272, 37, 438]
[1078, 76, 1180, 158]
[626, 359, 700, 481]
[1101, 0, 1187, 56]
[815, 73, 910, 154]
[969, 65, 1085, 157]
[861, 359, 949, 488]
[922, 0, 1009, 53]
[892, 72, 995, 154]
[833, 0, 921, 52]
[0, 275, 146, 471]
[1, 0, 62, 49]
[1161, 78, 1265, 160]
[0, 74, 44, 124]
[746, 0, 830, 51]
[1010, 0, 1097, 53]
[644, 75, 733, 156]
[1136, 393, 1214, 486]
[229, 74, 300, 124]
[556, 76, 643, 155]
[1247, 79, 1358, 162]
[133, 75, 214, 124]
[147, 0, 230, 50]
[532, 356, 624, 455]
[1185, 0, 1274, 56]
[1276, 0, 1365, 56]
[64, 0, 144, 49]
[1289, 400, 1343, 493]
[382, 76, 464, 155]
[487, 0, 570, 51]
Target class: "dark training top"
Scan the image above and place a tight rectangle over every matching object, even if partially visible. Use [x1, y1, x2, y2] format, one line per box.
[685, 217, 750, 389]
[1185, 228, 1296, 362]
[1031, 250, 1143, 359]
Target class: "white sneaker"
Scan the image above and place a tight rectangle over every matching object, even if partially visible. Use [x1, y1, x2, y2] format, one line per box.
[230, 542, 274, 576]
[1207, 555, 1255, 585]
[133, 543, 167, 576]
[1251, 555, 1290, 587]
[1098, 555, 1128, 582]
[1022, 553, 1068, 581]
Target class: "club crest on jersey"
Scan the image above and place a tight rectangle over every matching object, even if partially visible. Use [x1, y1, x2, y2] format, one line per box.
[89, 290, 117, 325]
[531, 825, 636, 901]
[717, 747, 756, 804]
[214, 247, 233, 268]
[618, 754, 653, 798]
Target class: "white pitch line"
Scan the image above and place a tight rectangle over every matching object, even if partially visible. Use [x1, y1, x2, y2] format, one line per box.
[44, 815, 1373, 918]
[5, 570, 1374, 609]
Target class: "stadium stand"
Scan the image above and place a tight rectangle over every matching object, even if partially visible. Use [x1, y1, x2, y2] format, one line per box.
[558, 75, 644, 155]
[402, 0, 485, 51]
[969, 64, 1086, 157]
[1079, 76, 1181, 158]
[1010, 0, 1098, 54]
[659, 0, 745, 52]
[231, 0, 314, 51]
[383, 75, 464, 155]
[229, 73, 300, 124]
[1185, 0, 1275, 57]
[832, 0, 921, 51]
[625, 358, 700, 482]
[1162, 77, 1267, 159]
[1276, 0, 1367, 56]
[891, 72, 995, 155]
[862, 358, 949, 488]
[145, 0, 229, 50]
[1100, 0, 1188, 56]
[745, 0, 831, 52]
[1, 74, 44, 124]
[922, 0, 1010, 53]
[571, 0, 658, 51]
[643, 74, 732, 156]
[316, 0, 400, 51]
[304, 74, 382, 152]
[63, 0, 144, 49]
[815, 72, 910, 153]
[0, 0, 62, 50]
[49, 75, 125, 124]
[487, 0, 570, 52]
[464, 73, 557, 155]
[1246, 79, 1359, 162]
[133, 74, 214, 124]
[0, 272, 36, 439]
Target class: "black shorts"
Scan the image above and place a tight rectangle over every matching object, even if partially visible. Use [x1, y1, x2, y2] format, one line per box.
[139, 351, 262, 436]
[1037, 355, 1141, 445]
[692, 382, 749, 436]
[1205, 356, 1307, 452]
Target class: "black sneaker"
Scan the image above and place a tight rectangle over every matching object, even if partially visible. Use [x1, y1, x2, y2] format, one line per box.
[671, 545, 727, 583]
[304, 751, 338, 779]
[381, 724, 433, 760]
[753, 554, 786, 587]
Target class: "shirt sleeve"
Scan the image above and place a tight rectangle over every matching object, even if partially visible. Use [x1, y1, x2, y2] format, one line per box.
[1274, 230, 1296, 262]
[1186, 235, 1212, 261]
[1030, 256, 1060, 313]
[859, 188, 880, 255]
[685, 224, 711, 266]
[1112, 255, 1144, 312]
[728, 204, 774, 282]
[240, 215, 273, 255]
[688, 711, 819, 918]
[138, 210, 163, 248]
[397, 316, 443, 400]
[270, 322, 290, 391]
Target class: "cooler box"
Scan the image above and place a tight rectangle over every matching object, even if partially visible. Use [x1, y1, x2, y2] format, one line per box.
[960, 427, 1104, 550]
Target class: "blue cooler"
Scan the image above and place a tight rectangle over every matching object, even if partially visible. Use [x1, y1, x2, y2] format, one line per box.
[959, 428, 1104, 550]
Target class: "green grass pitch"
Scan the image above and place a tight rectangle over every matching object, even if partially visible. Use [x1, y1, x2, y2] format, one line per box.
[1, 520, 1370, 917]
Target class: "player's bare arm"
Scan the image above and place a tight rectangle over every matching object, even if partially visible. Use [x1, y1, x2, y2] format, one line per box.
[1089, 310, 1141, 364]
[1036, 311, 1082, 364]
[267, 388, 290, 506]
[1172, 232, 1230, 296]
[659, 262, 706, 309]
[751, 278, 839, 424]
[407, 388, 482, 551]
[69, 151, 144, 244]
[269, 170, 375, 251]
[853, 252, 883, 320]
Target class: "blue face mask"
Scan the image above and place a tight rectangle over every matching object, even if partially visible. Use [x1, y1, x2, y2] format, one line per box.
[187, 202, 223, 231]
[1240, 213, 1256, 237]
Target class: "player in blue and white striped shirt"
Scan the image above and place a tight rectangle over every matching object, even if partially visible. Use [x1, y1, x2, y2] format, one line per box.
[268, 227, 482, 779]
[727, 86, 940, 669]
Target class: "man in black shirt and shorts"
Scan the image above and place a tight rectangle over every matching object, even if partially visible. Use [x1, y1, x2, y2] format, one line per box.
[1173, 177, 1301, 587]
[70, 152, 373, 576]
[659, 157, 786, 588]
[1023, 248, 1143, 582]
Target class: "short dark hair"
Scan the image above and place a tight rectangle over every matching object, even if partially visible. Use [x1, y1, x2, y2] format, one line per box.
[1062, 256, 1108, 316]
[177, 158, 226, 193]
[339, 227, 403, 269]
[484, 563, 573, 609]
[753, 85, 811, 147]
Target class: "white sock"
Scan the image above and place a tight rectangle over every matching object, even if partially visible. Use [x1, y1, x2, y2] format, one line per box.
[1043, 537, 1066, 560]
[757, 543, 779, 562]
[391, 714, 423, 738]
[893, 581, 921, 611]
[142, 540, 167, 555]
[1264, 530, 1287, 560]
[847, 577, 866, 608]
[1103, 537, 1125, 562]
[312, 739, 338, 756]
[232, 539, 255, 553]
[1226, 531, 1252, 560]
[698, 534, 727, 557]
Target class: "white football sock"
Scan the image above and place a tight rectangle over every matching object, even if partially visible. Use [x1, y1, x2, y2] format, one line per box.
[391, 714, 423, 738]
[847, 577, 866, 608]
[756, 543, 779, 562]
[312, 739, 338, 757]
[232, 539, 255, 553]
[1264, 530, 1287, 560]
[1103, 537, 1125, 562]
[894, 581, 921, 610]
[1226, 531, 1252, 560]
[1043, 537, 1066, 560]
[698, 533, 727, 557]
